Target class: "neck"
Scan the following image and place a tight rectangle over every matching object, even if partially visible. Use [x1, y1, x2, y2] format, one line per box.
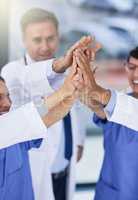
[132, 92, 138, 99]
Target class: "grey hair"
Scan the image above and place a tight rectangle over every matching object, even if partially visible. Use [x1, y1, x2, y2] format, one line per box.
[20, 8, 59, 33]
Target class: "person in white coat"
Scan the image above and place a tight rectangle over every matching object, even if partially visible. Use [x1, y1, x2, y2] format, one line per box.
[0, 63, 85, 200]
[1, 8, 92, 200]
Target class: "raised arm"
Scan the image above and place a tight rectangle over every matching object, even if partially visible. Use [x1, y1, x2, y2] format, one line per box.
[73, 48, 108, 119]
[52, 36, 93, 73]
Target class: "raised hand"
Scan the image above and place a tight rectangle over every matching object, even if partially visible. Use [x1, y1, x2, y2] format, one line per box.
[74, 48, 108, 107]
[61, 55, 85, 98]
[52, 36, 93, 73]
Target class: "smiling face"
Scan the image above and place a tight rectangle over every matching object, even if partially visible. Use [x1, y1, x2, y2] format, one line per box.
[126, 56, 138, 95]
[23, 20, 59, 61]
[0, 80, 11, 115]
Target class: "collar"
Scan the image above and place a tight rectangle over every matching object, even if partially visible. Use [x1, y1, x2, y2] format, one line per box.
[24, 53, 35, 66]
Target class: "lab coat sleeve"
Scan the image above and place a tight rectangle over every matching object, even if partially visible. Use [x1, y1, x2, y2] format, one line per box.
[1, 62, 28, 108]
[0, 102, 47, 149]
[106, 92, 138, 131]
[71, 101, 86, 146]
[21, 139, 43, 151]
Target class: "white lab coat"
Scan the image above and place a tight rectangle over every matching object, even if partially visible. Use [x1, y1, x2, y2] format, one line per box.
[106, 92, 138, 131]
[0, 102, 47, 149]
[1, 58, 86, 200]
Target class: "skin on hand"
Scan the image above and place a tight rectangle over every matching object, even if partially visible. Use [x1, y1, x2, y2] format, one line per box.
[44, 58, 84, 110]
[77, 145, 84, 162]
[52, 36, 93, 73]
[42, 95, 75, 128]
[74, 49, 111, 107]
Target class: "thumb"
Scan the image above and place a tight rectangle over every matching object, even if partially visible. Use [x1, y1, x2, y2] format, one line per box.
[68, 57, 77, 78]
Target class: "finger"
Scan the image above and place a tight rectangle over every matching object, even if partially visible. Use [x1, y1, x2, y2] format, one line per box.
[91, 51, 96, 61]
[68, 64, 77, 79]
[69, 36, 87, 53]
[85, 49, 91, 61]
[69, 35, 93, 54]
[94, 42, 102, 52]
[92, 66, 98, 75]
[75, 49, 88, 66]
[75, 58, 89, 85]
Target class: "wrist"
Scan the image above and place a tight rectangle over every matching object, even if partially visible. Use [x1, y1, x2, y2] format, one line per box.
[52, 57, 67, 73]
[59, 84, 70, 99]
[88, 85, 111, 106]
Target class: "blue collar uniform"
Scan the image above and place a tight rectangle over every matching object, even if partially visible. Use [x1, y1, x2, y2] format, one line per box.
[0, 139, 42, 200]
[93, 113, 138, 200]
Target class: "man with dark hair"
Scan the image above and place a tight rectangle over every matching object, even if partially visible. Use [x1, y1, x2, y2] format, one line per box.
[73, 47, 138, 200]
[127, 47, 138, 62]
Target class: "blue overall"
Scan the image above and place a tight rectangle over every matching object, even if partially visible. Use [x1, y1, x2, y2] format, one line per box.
[93, 113, 138, 200]
[0, 139, 42, 200]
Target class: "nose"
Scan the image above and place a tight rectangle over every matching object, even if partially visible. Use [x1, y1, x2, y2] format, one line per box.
[41, 40, 49, 52]
[134, 67, 138, 77]
[2, 96, 11, 111]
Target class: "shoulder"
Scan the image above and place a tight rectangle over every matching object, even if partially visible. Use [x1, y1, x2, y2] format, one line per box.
[1, 59, 25, 82]
[1, 59, 22, 75]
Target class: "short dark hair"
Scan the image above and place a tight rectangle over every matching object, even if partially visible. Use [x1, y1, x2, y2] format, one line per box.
[20, 8, 59, 33]
[127, 47, 138, 62]
[0, 76, 5, 83]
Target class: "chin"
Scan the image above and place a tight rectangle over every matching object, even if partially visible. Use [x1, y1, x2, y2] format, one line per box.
[0, 111, 9, 115]
[132, 87, 138, 95]
[39, 55, 54, 61]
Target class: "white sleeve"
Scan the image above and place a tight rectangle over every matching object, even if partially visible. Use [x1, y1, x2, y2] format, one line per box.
[0, 102, 47, 149]
[71, 101, 86, 146]
[40, 59, 66, 91]
[107, 92, 138, 131]
[1, 63, 28, 108]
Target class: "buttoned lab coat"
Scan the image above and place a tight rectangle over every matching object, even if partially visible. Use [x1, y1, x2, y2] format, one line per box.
[0, 103, 47, 200]
[1, 58, 86, 200]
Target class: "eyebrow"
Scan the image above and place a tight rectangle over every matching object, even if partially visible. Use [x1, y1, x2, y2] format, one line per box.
[0, 92, 9, 96]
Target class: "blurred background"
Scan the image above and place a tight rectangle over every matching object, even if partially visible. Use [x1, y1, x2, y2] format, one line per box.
[0, 0, 138, 199]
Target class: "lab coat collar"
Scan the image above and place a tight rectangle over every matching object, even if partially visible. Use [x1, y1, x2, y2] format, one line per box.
[24, 53, 35, 66]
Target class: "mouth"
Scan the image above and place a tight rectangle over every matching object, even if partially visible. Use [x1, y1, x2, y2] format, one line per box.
[0, 112, 8, 115]
[133, 80, 138, 84]
[0, 109, 10, 115]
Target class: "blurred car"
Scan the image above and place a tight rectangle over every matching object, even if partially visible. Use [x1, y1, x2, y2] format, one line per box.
[101, 16, 138, 46]
[68, 0, 134, 12]
[58, 22, 129, 90]
[59, 22, 130, 59]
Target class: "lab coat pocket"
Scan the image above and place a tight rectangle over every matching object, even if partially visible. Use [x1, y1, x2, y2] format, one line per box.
[6, 145, 23, 175]
[94, 179, 118, 200]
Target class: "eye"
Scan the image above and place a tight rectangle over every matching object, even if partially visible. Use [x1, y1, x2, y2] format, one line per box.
[0, 94, 5, 101]
[33, 37, 42, 44]
[127, 64, 136, 70]
[47, 36, 56, 43]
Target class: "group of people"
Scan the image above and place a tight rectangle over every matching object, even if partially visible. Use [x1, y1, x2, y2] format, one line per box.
[0, 7, 138, 200]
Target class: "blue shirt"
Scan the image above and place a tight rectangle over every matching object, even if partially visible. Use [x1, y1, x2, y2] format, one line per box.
[0, 139, 42, 200]
[93, 113, 138, 200]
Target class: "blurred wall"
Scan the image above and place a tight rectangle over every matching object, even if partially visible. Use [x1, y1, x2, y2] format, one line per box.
[0, 0, 10, 69]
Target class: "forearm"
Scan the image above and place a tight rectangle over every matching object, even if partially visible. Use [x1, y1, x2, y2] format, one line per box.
[52, 57, 68, 73]
[43, 86, 68, 110]
[42, 96, 74, 127]
[88, 85, 111, 106]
